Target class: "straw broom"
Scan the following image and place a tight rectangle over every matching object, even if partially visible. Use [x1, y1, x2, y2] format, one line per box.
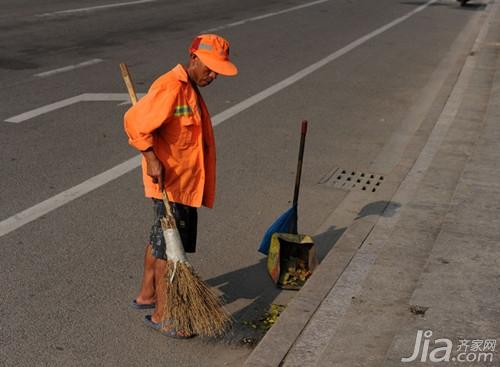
[159, 191, 232, 336]
[119, 63, 232, 337]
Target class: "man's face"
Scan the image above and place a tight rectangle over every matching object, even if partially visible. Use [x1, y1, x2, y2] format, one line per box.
[189, 54, 218, 87]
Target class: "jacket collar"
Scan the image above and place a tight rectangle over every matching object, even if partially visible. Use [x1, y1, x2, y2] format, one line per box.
[173, 64, 189, 83]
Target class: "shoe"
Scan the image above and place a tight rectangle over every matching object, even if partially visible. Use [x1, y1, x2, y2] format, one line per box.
[143, 315, 196, 339]
[130, 299, 156, 310]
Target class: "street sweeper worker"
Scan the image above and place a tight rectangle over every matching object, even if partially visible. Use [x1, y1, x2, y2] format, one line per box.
[124, 34, 237, 337]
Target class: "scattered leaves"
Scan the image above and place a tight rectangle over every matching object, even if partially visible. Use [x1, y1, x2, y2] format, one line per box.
[242, 304, 286, 332]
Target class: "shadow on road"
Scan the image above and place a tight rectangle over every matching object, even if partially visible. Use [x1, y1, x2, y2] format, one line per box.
[356, 200, 401, 219]
[457, 3, 487, 10]
[399, 1, 486, 10]
[205, 257, 280, 344]
[400, 1, 454, 6]
[205, 200, 401, 344]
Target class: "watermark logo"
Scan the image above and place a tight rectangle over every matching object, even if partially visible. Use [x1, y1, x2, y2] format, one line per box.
[401, 330, 496, 363]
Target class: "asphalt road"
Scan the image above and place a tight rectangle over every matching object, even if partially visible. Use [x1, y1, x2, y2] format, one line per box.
[0, 0, 485, 366]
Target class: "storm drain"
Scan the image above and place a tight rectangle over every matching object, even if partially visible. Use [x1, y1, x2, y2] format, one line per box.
[319, 168, 384, 193]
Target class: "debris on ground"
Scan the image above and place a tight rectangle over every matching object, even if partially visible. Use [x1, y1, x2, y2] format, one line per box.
[242, 304, 287, 332]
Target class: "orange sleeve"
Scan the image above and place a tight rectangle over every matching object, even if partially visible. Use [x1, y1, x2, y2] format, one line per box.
[124, 83, 178, 151]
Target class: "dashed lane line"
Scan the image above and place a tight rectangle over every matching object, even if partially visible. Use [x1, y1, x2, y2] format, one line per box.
[202, 0, 329, 33]
[36, 0, 156, 17]
[34, 59, 104, 78]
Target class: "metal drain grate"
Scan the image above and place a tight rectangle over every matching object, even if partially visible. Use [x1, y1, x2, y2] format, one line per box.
[319, 168, 384, 193]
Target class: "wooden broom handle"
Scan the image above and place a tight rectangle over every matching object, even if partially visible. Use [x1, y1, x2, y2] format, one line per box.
[119, 63, 138, 105]
[119, 62, 174, 214]
[162, 191, 174, 219]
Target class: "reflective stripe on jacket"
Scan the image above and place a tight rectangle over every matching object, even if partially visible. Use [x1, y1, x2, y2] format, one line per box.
[124, 64, 216, 208]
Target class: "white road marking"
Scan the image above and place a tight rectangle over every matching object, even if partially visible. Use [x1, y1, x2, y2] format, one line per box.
[202, 0, 329, 33]
[34, 59, 104, 78]
[0, 156, 142, 238]
[6, 95, 83, 123]
[36, 0, 156, 17]
[5, 93, 145, 123]
[214, 0, 437, 126]
[0, 0, 437, 237]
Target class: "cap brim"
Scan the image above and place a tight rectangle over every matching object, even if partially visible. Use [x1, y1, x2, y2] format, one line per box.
[195, 51, 238, 76]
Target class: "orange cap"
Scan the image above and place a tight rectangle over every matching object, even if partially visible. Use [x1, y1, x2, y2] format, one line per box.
[189, 34, 238, 76]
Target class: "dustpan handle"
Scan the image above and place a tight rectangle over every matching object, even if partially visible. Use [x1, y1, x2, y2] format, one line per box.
[293, 120, 308, 206]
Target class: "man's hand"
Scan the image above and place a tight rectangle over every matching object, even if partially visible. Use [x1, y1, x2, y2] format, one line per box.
[142, 148, 164, 190]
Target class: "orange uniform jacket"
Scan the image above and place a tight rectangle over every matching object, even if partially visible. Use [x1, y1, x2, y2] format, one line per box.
[124, 64, 216, 208]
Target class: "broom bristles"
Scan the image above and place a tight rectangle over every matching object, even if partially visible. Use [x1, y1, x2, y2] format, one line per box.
[161, 261, 232, 337]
